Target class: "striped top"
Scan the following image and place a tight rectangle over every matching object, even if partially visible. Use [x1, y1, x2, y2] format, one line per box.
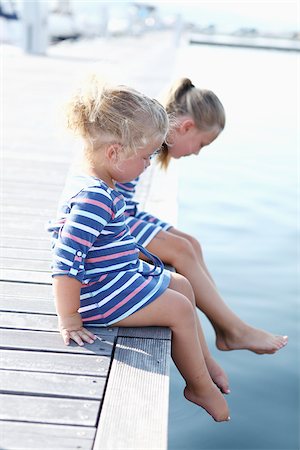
[115, 177, 172, 247]
[48, 174, 170, 325]
[115, 178, 139, 216]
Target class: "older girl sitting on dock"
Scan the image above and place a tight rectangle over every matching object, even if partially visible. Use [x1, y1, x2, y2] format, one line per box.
[48, 76, 230, 422]
[116, 78, 288, 356]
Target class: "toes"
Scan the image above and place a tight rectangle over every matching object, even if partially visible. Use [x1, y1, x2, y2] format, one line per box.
[214, 376, 230, 394]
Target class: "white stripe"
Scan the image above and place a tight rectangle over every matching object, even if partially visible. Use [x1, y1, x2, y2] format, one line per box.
[78, 303, 98, 313]
[135, 224, 157, 242]
[107, 273, 168, 323]
[85, 260, 135, 274]
[80, 272, 125, 300]
[72, 209, 107, 225]
[90, 240, 133, 251]
[52, 269, 70, 276]
[67, 220, 99, 236]
[55, 242, 77, 255]
[85, 187, 112, 199]
[115, 208, 125, 218]
[104, 221, 124, 227]
[97, 273, 140, 307]
[55, 256, 73, 267]
[136, 227, 161, 246]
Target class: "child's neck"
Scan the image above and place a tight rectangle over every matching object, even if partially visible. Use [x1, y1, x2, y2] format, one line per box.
[81, 158, 115, 189]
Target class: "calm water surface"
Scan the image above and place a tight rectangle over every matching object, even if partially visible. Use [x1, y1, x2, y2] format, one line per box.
[168, 44, 299, 450]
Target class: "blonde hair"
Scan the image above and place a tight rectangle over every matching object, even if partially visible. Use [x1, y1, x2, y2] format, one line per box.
[66, 75, 169, 158]
[158, 78, 225, 168]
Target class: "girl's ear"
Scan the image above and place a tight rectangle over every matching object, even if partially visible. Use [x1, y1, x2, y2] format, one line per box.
[179, 119, 195, 135]
[106, 144, 122, 162]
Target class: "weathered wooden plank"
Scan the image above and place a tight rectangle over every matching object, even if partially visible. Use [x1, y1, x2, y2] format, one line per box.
[0, 311, 58, 331]
[0, 297, 55, 314]
[1, 349, 110, 376]
[1, 236, 51, 250]
[0, 421, 95, 450]
[2, 189, 61, 203]
[0, 311, 118, 336]
[1, 247, 51, 261]
[2, 212, 54, 226]
[1, 157, 68, 179]
[0, 268, 52, 284]
[0, 393, 99, 426]
[2, 204, 55, 216]
[0, 280, 53, 298]
[0, 369, 106, 399]
[118, 326, 171, 340]
[3, 179, 63, 193]
[0, 257, 51, 271]
[1, 226, 50, 239]
[1, 191, 60, 205]
[0, 328, 116, 355]
[94, 336, 171, 450]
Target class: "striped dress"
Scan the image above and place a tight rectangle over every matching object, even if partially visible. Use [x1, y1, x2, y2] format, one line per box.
[115, 177, 172, 246]
[48, 174, 171, 326]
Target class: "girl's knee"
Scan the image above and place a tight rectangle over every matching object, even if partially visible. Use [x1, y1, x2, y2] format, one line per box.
[169, 236, 198, 265]
[185, 234, 204, 258]
[170, 273, 195, 306]
[169, 293, 196, 327]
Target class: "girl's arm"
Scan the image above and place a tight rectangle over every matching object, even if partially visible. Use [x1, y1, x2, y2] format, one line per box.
[53, 275, 96, 346]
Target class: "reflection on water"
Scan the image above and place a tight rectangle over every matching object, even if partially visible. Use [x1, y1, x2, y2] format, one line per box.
[168, 44, 299, 450]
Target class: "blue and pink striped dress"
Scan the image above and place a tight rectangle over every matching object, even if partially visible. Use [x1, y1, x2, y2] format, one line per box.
[115, 177, 172, 246]
[48, 174, 171, 326]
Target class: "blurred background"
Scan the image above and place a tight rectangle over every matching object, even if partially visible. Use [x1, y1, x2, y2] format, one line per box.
[1, 1, 299, 450]
[0, 0, 299, 51]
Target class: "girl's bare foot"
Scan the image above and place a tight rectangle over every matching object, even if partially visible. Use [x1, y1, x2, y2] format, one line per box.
[215, 324, 288, 354]
[205, 355, 230, 394]
[184, 384, 230, 422]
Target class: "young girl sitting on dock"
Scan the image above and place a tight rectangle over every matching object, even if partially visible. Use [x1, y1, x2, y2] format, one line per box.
[115, 78, 288, 356]
[48, 76, 230, 422]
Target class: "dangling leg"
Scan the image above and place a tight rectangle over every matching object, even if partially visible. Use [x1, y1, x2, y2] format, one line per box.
[167, 272, 230, 394]
[144, 229, 288, 354]
[114, 286, 230, 422]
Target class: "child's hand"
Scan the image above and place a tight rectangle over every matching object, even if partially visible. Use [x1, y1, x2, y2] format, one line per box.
[58, 312, 97, 346]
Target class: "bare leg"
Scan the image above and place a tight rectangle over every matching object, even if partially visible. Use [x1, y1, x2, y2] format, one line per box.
[168, 273, 230, 394]
[143, 229, 288, 354]
[169, 228, 215, 284]
[114, 285, 230, 422]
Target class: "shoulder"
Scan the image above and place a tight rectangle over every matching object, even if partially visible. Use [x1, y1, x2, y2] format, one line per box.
[73, 179, 115, 209]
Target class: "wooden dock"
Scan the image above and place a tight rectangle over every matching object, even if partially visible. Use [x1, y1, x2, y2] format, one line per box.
[0, 155, 171, 449]
[0, 34, 181, 448]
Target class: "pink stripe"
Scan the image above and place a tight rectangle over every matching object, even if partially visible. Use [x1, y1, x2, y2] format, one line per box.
[113, 196, 122, 205]
[83, 273, 108, 287]
[74, 255, 82, 262]
[77, 198, 114, 217]
[115, 229, 126, 239]
[86, 249, 137, 263]
[61, 231, 92, 247]
[116, 183, 134, 192]
[129, 220, 142, 233]
[82, 277, 153, 322]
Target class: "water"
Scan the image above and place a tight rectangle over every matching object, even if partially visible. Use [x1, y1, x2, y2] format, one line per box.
[168, 44, 299, 449]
